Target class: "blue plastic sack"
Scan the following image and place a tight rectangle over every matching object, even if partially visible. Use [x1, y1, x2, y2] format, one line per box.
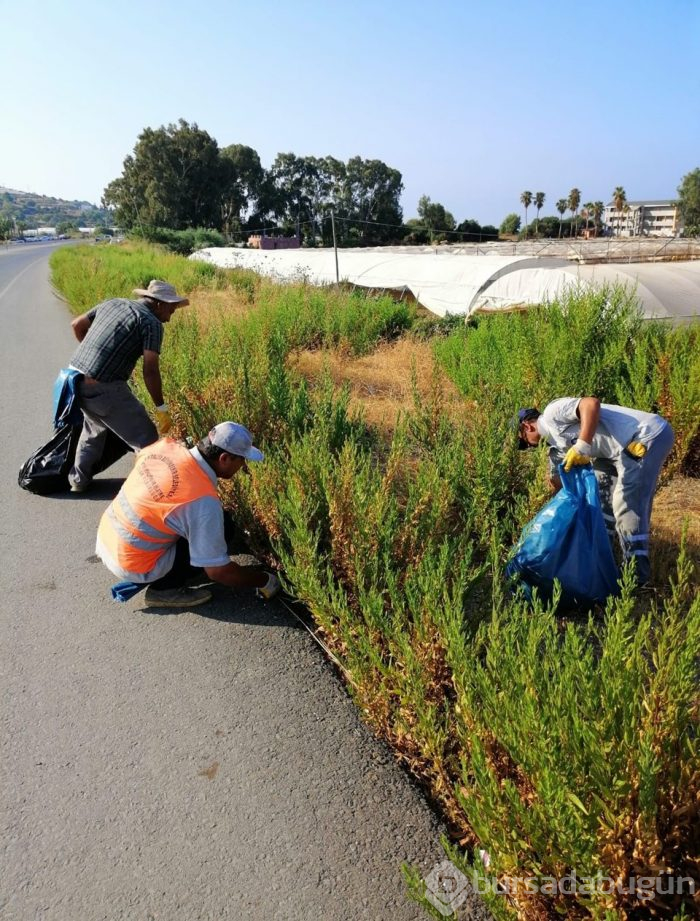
[52, 368, 84, 428]
[505, 465, 620, 607]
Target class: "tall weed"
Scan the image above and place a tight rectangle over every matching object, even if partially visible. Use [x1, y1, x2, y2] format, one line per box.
[51, 243, 700, 920]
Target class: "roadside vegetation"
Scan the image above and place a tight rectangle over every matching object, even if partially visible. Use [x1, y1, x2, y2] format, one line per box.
[51, 242, 700, 920]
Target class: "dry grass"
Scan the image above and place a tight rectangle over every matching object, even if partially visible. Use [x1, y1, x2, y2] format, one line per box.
[650, 475, 700, 581]
[289, 336, 699, 584]
[288, 338, 463, 435]
[183, 278, 700, 588]
[187, 285, 257, 327]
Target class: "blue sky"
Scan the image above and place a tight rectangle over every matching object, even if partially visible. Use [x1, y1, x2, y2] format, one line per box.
[1, 0, 698, 225]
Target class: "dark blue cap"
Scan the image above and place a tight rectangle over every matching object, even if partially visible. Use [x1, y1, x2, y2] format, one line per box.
[517, 408, 540, 449]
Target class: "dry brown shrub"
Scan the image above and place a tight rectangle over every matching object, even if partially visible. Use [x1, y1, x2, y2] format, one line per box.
[288, 338, 463, 437]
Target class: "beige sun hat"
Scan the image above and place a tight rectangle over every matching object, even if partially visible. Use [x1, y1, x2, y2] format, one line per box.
[133, 279, 189, 306]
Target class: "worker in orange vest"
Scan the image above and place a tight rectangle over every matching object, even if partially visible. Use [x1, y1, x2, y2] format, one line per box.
[97, 422, 280, 608]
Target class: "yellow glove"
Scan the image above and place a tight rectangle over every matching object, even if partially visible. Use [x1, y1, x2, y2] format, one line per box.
[154, 403, 172, 436]
[626, 440, 647, 459]
[257, 572, 281, 601]
[563, 439, 592, 473]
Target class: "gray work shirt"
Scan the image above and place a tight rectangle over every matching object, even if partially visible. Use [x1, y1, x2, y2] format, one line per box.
[70, 297, 163, 382]
[538, 398, 667, 460]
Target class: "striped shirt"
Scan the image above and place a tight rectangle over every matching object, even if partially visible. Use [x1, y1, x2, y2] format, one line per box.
[70, 298, 163, 382]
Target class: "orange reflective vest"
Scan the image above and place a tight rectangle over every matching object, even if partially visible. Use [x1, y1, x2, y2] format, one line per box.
[97, 438, 218, 578]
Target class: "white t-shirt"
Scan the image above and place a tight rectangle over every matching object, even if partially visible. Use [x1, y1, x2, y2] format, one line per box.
[537, 398, 667, 459]
[97, 446, 231, 582]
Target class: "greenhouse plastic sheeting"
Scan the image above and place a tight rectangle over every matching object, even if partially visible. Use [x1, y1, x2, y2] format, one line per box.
[191, 247, 700, 320]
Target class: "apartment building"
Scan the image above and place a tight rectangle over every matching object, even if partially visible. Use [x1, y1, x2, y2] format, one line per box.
[604, 200, 681, 237]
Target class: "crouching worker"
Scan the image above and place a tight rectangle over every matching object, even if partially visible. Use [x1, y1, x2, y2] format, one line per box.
[96, 422, 281, 608]
[518, 397, 674, 586]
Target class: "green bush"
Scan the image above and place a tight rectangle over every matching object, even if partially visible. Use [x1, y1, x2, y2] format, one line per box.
[130, 225, 226, 255]
[434, 286, 700, 473]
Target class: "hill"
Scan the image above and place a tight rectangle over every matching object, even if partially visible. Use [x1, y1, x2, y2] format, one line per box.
[0, 186, 111, 229]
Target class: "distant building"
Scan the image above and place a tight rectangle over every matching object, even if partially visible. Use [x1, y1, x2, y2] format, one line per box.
[23, 227, 57, 238]
[248, 233, 301, 250]
[604, 200, 681, 237]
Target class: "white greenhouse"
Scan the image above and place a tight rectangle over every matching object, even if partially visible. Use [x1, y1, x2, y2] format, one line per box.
[191, 247, 700, 322]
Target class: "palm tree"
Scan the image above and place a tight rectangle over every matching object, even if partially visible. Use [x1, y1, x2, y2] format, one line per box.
[592, 201, 604, 237]
[582, 201, 595, 236]
[568, 188, 581, 237]
[534, 192, 545, 236]
[612, 186, 626, 236]
[520, 190, 533, 236]
[556, 198, 568, 238]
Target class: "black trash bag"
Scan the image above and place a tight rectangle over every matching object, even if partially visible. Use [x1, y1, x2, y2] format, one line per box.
[18, 426, 131, 495]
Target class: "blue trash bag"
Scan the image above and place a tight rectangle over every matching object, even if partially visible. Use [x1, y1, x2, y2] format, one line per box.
[111, 581, 146, 603]
[505, 464, 620, 607]
[52, 368, 84, 428]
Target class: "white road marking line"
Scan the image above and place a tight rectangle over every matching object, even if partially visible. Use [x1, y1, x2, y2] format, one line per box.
[0, 257, 46, 303]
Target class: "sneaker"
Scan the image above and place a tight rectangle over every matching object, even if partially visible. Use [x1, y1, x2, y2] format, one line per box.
[144, 586, 213, 608]
[69, 480, 90, 493]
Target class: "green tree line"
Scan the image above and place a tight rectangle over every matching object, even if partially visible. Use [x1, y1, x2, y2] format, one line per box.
[103, 119, 405, 247]
[103, 120, 501, 247]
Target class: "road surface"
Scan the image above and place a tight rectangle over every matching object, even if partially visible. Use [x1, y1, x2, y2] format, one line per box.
[0, 244, 488, 921]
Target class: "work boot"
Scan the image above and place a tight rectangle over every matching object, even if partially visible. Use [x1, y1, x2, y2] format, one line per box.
[144, 586, 213, 608]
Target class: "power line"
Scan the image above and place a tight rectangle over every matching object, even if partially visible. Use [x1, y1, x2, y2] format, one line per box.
[239, 213, 495, 241]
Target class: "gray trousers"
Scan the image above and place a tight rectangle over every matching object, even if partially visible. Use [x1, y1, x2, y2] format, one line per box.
[69, 379, 158, 487]
[591, 422, 675, 584]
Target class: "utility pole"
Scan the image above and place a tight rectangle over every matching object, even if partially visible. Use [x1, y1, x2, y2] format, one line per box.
[330, 209, 339, 288]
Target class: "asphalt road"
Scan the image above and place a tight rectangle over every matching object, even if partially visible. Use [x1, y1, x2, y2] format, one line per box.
[0, 244, 488, 921]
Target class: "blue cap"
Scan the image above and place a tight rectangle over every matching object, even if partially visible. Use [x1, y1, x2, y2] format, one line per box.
[517, 408, 539, 449]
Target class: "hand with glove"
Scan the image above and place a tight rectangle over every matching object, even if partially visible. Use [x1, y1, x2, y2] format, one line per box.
[626, 440, 647, 459]
[154, 402, 173, 436]
[257, 572, 281, 601]
[563, 438, 592, 473]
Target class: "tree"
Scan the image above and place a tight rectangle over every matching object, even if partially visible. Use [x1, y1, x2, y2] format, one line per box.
[456, 218, 482, 241]
[268, 152, 318, 240]
[103, 119, 222, 230]
[520, 190, 532, 235]
[535, 216, 562, 238]
[582, 201, 595, 235]
[568, 188, 581, 236]
[500, 212, 521, 235]
[480, 224, 499, 240]
[677, 168, 700, 236]
[0, 215, 12, 240]
[556, 199, 568, 238]
[592, 201, 604, 237]
[403, 218, 430, 245]
[612, 186, 626, 236]
[533, 192, 545, 235]
[56, 220, 78, 236]
[342, 157, 403, 245]
[417, 195, 456, 241]
[219, 144, 265, 237]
